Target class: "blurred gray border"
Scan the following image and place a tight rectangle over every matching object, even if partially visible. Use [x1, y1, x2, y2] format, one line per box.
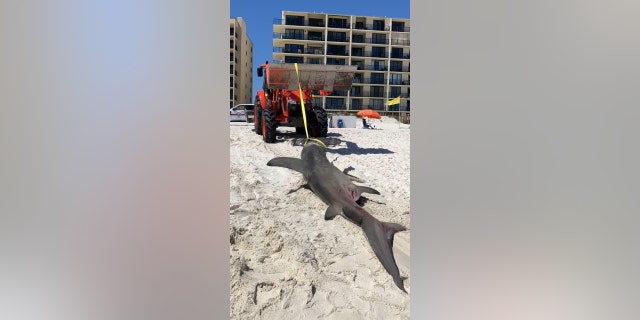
[416, 1, 640, 319]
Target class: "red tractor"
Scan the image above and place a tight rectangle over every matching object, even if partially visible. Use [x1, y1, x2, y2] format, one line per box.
[254, 62, 357, 143]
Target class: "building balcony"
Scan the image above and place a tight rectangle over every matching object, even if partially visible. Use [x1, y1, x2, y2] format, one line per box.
[273, 47, 325, 55]
[390, 39, 411, 46]
[350, 37, 390, 45]
[389, 66, 410, 72]
[391, 26, 411, 32]
[352, 23, 389, 31]
[352, 77, 389, 85]
[388, 79, 411, 85]
[391, 53, 411, 59]
[272, 18, 328, 28]
[274, 33, 325, 42]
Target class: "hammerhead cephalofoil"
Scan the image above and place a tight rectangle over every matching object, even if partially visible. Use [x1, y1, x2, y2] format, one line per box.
[267, 138, 407, 293]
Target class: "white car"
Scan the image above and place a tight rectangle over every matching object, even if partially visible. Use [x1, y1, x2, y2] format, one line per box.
[230, 104, 255, 122]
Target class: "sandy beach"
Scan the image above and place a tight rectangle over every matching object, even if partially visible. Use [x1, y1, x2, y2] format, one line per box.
[230, 117, 410, 319]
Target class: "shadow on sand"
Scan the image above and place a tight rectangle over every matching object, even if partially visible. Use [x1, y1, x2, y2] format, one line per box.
[327, 140, 394, 155]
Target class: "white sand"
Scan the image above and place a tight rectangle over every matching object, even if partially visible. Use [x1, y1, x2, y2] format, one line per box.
[230, 118, 410, 319]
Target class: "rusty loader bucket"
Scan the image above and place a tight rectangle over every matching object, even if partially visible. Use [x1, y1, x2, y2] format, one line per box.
[264, 63, 358, 91]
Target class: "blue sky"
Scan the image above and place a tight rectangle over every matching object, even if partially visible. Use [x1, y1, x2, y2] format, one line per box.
[230, 0, 410, 99]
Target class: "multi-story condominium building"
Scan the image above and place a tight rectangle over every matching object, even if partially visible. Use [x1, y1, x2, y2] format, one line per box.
[272, 11, 410, 116]
[230, 17, 254, 108]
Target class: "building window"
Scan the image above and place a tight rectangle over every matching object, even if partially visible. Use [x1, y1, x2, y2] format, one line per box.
[370, 99, 384, 110]
[309, 18, 324, 27]
[285, 44, 304, 53]
[371, 86, 385, 97]
[327, 45, 346, 56]
[309, 46, 323, 54]
[390, 60, 403, 72]
[390, 73, 402, 85]
[230, 27, 234, 35]
[390, 86, 401, 98]
[325, 97, 345, 109]
[391, 21, 406, 32]
[351, 47, 364, 56]
[284, 56, 303, 63]
[350, 86, 362, 96]
[284, 29, 304, 40]
[285, 15, 305, 26]
[328, 18, 348, 28]
[308, 31, 323, 41]
[370, 73, 385, 85]
[352, 34, 364, 43]
[307, 58, 322, 64]
[327, 58, 345, 65]
[391, 47, 404, 59]
[372, 60, 386, 71]
[327, 31, 347, 42]
[372, 19, 385, 31]
[372, 33, 387, 44]
[371, 46, 386, 58]
[351, 98, 362, 110]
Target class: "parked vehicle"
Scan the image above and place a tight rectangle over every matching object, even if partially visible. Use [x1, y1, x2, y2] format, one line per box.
[230, 104, 255, 122]
[254, 62, 357, 143]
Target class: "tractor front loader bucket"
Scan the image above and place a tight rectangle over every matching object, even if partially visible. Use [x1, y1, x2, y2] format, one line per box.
[264, 63, 358, 91]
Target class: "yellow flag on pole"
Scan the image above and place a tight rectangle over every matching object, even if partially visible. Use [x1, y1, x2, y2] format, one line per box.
[386, 96, 400, 106]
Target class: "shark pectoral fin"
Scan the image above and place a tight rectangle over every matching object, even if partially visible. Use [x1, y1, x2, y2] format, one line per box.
[267, 157, 309, 175]
[356, 185, 380, 195]
[324, 206, 341, 220]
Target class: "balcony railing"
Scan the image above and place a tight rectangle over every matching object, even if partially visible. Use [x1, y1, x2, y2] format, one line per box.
[362, 64, 388, 71]
[391, 53, 411, 59]
[350, 37, 389, 45]
[388, 79, 411, 85]
[391, 26, 411, 32]
[327, 21, 349, 29]
[352, 77, 388, 85]
[273, 33, 326, 42]
[273, 47, 325, 55]
[326, 36, 349, 43]
[352, 23, 389, 31]
[328, 90, 349, 96]
[273, 18, 410, 33]
[390, 39, 411, 46]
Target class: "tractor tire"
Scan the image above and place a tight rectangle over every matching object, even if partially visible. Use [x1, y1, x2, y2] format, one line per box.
[311, 107, 328, 138]
[254, 106, 262, 135]
[261, 108, 277, 143]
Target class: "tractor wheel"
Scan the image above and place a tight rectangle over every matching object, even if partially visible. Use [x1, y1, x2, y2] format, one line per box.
[311, 107, 328, 138]
[254, 106, 262, 135]
[261, 108, 277, 143]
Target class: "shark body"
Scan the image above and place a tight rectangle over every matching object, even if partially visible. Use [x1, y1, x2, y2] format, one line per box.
[267, 139, 407, 292]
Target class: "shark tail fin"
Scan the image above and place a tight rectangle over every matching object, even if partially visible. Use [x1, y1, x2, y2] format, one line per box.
[360, 213, 407, 293]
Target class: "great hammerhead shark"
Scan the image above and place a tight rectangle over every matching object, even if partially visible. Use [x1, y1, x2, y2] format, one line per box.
[267, 138, 407, 293]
